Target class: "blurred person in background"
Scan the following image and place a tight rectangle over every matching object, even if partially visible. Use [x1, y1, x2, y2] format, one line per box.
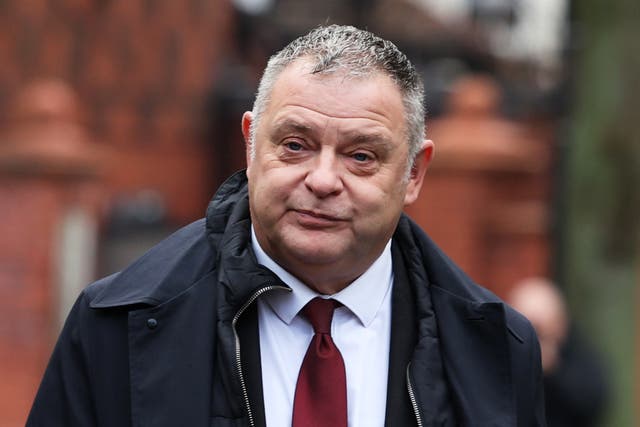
[27, 25, 545, 426]
[509, 277, 609, 427]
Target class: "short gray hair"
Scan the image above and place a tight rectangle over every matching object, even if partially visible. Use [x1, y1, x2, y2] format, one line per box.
[249, 25, 425, 173]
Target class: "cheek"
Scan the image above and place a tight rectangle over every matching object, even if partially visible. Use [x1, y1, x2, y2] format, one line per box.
[351, 176, 406, 209]
[250, 170, 296, 208]
[351, 188, 407, 235]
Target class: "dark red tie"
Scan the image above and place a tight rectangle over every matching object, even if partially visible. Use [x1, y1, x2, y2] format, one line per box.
[292, 297, 348, 427]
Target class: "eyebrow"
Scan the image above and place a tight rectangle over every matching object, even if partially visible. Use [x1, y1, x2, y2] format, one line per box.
[348, 132, 392, 145]
[270, 119, 313, 137]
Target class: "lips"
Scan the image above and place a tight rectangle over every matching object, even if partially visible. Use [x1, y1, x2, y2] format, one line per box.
[296, 209, 343, 221]
[293, 209, 347, 227]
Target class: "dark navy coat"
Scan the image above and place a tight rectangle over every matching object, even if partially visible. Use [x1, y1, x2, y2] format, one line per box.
[27, 171, 546, 426]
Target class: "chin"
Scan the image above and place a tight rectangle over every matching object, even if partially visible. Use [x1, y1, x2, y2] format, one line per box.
[275, 237, 350, 266]
[288, 245, 347, 265]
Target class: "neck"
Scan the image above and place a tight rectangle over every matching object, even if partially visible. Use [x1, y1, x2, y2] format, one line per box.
[290, 266, 362, 295]
[249, 226, 385, 296]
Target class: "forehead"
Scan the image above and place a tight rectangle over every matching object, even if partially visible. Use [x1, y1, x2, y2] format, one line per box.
[261, 59, 406, 132]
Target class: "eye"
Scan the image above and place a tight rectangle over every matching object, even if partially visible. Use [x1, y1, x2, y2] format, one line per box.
[352, 152, 372, 162]
[284, 141, 304, 151]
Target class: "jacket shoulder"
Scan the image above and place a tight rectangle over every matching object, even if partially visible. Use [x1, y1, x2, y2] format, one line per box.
[88, 218, 216, 308]
[396, 215, 538, 341]
[83, 272, 120, 301]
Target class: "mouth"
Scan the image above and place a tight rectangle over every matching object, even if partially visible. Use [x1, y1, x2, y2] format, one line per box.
[293, 209, 347, 227]
[297, 209, 342, 220]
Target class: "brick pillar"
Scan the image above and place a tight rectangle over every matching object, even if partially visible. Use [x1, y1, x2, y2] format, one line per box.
[406, 75, 552, 298]
[0, 80, 104, 426]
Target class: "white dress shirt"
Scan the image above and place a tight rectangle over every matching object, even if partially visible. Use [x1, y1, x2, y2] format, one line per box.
[252, 227, 393, 427]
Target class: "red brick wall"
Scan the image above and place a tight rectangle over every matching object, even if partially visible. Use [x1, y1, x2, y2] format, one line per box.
[0, 179, 72, 426]
[405, 76, 554, 298]
[0, 0, 235, 224]
[0, 2, 235, 425]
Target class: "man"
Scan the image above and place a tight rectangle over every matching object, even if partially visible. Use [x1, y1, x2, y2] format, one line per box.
[509, 278, 608, 427]
[28, 25, 545, 426]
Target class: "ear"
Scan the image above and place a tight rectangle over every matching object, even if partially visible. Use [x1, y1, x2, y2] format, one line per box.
[241, 111, 253, 167]
[404, 139, 434, 206]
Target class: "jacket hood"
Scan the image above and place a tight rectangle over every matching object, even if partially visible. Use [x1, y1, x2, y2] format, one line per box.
[207, 173, 289, 321]
[205, 169, 251, 244]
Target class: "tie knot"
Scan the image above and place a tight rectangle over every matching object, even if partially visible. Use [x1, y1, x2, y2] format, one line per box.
[303, 297, 339, 334]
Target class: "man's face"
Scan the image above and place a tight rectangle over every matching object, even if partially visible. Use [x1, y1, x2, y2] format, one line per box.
[243, 59, 432, 292]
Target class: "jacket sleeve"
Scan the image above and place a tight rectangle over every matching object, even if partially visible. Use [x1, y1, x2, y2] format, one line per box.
[26, 292, 98, 426]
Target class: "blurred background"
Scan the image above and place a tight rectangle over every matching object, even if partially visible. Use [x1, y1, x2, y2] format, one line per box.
[0, 0, 637, 425]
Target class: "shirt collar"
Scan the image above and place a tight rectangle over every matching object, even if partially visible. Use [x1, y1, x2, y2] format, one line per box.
[251, 226, 393, 327]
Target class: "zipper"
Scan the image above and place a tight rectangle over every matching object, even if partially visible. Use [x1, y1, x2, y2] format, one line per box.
[406, 362, 424, 427]
[231, 284, 290, 427]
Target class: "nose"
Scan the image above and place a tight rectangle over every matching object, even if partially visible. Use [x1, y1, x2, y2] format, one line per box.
[304, 149, 344, 198]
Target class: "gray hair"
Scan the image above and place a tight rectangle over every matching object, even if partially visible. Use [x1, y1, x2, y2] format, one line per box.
[249, 25, 425, 174]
